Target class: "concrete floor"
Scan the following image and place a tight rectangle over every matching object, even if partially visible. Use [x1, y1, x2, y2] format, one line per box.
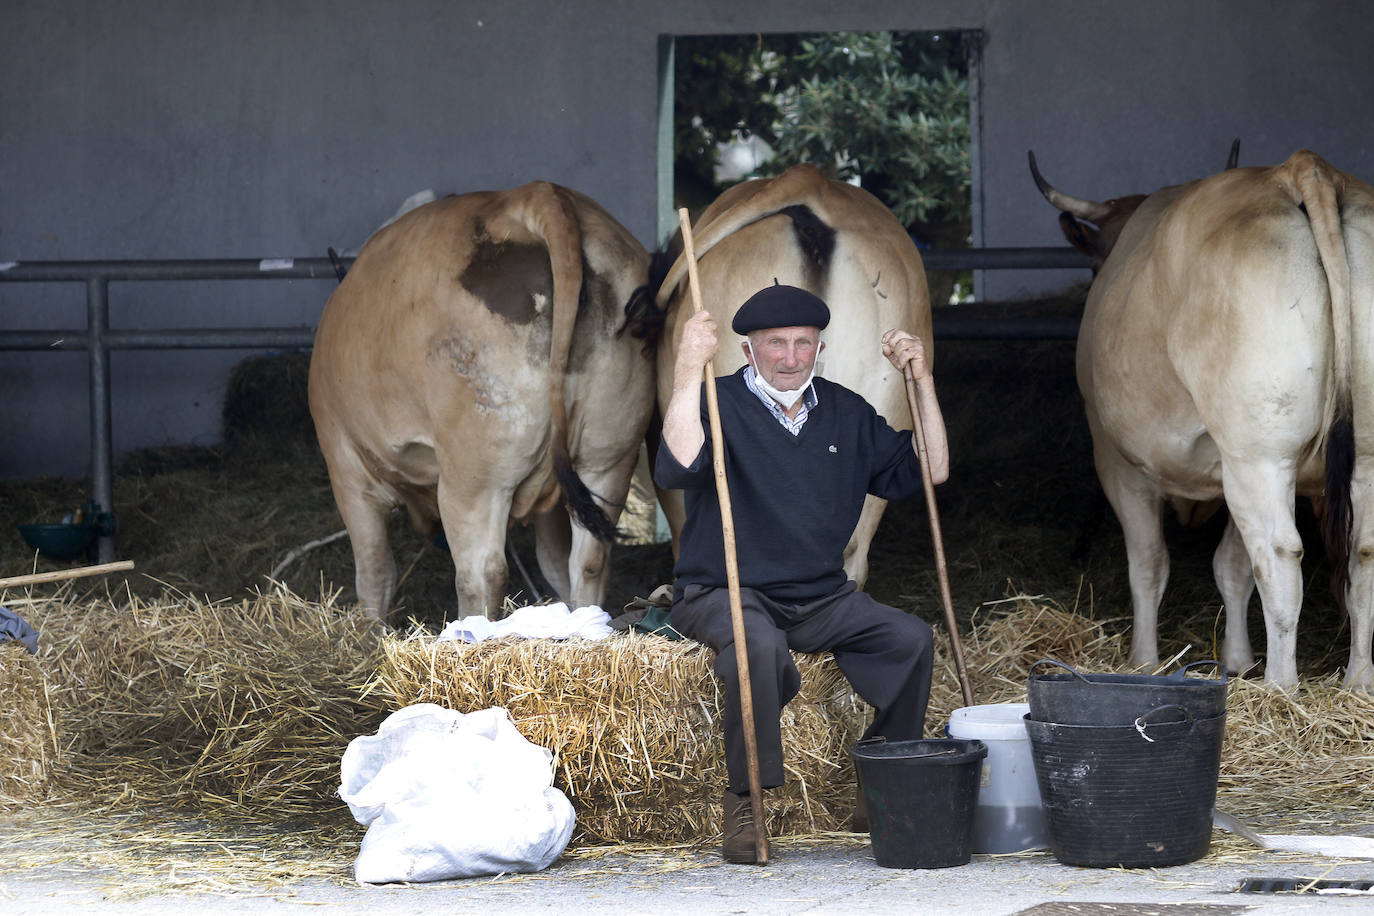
[4, 831, 1374, 915]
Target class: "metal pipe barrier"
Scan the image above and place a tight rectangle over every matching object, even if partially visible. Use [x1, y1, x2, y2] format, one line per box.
[1, 257, 349, 561]
[0, 248, 1090, 561]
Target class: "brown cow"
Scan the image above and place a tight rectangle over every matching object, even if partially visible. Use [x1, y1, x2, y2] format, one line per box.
[309, 182, 656, 620]
[648, 163, 933, 587]
[1033, 149, 1374, 690]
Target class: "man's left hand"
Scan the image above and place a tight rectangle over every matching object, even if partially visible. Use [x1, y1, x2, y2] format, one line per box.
[881, 329, 930, 380]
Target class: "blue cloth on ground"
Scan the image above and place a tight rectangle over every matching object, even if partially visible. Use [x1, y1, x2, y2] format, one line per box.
[0, 606, 39, 654]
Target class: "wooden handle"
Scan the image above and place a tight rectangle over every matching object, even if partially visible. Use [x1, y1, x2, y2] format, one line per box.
[678, 207, 769, 864]
[904, 367, 974, 708]
[0, 559, 136, 590]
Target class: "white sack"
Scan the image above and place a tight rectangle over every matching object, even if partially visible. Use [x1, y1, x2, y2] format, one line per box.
[340, 703, 575, 883]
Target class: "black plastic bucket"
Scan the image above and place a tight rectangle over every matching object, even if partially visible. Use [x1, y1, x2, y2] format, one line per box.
[851, 737, 987, 869]
[1025, 705, 1225, 868]
[1027, 659, 1228, 725]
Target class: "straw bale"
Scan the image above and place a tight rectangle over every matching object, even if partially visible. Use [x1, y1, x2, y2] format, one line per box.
[22, 585, 389, 817]
[0, 643, 57, 808]
[370, 631, 869, 844]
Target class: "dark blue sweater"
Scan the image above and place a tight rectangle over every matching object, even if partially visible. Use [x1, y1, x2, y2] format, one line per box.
[654, 369, 925, 603]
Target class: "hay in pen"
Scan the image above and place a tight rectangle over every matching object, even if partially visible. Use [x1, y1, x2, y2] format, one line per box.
[0, 643, 58, 808]
[11, 583, 389, 818]
[0, 582, 1371, 893]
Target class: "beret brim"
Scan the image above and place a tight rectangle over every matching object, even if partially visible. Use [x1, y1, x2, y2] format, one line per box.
[731, 285, 831, 334]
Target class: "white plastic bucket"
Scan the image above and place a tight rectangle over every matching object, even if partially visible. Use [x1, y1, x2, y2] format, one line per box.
[946, 703, 1048, 854]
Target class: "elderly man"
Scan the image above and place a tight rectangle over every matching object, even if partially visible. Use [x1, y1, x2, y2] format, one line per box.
[654, 283, 949, 864]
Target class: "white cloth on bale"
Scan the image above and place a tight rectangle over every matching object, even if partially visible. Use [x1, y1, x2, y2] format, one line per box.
[438, 602, 612, 643]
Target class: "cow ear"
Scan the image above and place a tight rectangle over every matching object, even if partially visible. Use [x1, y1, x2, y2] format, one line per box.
[1059, 212, 1103, 264]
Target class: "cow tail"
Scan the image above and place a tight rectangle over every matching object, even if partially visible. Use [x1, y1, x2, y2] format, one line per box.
[653, 163, 833, 309]
[621, 248, 678, 353]
[524, 183, 620, 543]
[1288, 152, 1355, 606]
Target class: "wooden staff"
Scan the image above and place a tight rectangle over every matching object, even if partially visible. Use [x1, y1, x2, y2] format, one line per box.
[903, 365, 974, 708]
[0, 559, 136, 590]
[678, 208, 769, 865]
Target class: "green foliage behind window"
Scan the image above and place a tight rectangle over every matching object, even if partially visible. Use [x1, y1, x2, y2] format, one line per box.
[674, 30, 971, 249]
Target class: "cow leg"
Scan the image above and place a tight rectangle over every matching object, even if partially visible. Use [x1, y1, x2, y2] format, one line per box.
[1212, 516, 1256, 674]
[1221, 462, 1303, 689]
[1344, 470, 1374, 691]
[843, 495, 888, 589]
[1094, 438, 1168, 668]
[533, 509, 573, 600]
[564, 461, 638, 609]
[437, 479, 510, 620]
[331, 483, 397, 621]
[567, 523, 613, 610]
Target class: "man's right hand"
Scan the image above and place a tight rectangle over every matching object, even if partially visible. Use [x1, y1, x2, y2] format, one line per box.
[674, 310, 719, 388]
[662, 310, 719, 467]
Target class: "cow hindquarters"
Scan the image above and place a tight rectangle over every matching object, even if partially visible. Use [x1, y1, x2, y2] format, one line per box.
[843, 495, 888, 589]
[1092, 428, 1169, 668]
[1221, 460, 1303, 689]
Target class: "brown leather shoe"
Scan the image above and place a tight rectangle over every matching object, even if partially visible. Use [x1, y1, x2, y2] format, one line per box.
[721, 790, 765, 864]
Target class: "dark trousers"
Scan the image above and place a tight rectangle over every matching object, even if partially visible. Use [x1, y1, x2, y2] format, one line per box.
[670, 580, 934, 795]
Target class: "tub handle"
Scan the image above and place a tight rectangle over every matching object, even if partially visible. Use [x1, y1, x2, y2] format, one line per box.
[851, 735, 962, 761]
[1171, 659, 1228, 684]
[1134, 703, 1194, 742]
[1027, 658, 1092, 683]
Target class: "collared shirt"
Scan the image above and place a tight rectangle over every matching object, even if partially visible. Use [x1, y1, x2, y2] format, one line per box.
[743, 364, 819, 435]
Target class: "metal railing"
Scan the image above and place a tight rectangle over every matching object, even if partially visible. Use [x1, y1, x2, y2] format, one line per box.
[0, 257, 349, 562]
[0, 247, 1090, 561]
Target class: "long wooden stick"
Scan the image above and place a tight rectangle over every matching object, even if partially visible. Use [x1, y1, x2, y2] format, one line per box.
[903, 367, 974, 708]
[678, 208, 769, 865]
[0, 559, 136, 590]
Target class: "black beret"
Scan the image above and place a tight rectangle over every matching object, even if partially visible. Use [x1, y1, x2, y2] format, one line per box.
[731, 284, 831, 334]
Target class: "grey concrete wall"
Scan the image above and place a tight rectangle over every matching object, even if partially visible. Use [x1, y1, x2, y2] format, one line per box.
[3, 0, 1371, 480]
[979, 0, 1374, 298]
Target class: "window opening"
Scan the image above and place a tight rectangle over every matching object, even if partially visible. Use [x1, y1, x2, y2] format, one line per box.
[661, 30, 982, 304]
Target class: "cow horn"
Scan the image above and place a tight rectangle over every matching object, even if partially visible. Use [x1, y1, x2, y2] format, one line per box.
[1028, 151, 1112, 224]
[1226, 138, 1240, 170]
